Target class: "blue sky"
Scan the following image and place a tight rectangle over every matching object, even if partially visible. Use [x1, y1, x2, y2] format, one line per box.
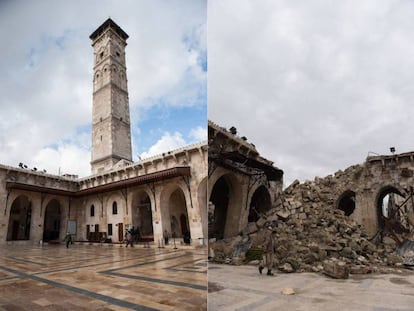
[0, 0, 206, 176]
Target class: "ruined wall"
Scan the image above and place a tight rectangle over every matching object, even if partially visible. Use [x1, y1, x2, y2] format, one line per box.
[208, 121, 284, 240]
[274, 153, 414, 236]
[209, 153, 414, 276]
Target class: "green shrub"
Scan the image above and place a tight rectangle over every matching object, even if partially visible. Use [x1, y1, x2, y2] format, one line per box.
[245, 247, 263, 262]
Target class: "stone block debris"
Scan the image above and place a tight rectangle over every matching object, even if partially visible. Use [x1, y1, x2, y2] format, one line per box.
[210, 173, 414, 279]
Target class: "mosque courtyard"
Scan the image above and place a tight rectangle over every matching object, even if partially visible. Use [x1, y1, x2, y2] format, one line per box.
[0, 243, 207, 310]
[208, 263, 414, 311]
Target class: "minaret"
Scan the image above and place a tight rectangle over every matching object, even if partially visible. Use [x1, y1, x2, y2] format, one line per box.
[89, 18, 132, 174]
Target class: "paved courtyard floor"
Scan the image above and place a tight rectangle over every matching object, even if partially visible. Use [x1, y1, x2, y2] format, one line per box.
[208, 263, 414, 311]
[0, 244, 207, 310]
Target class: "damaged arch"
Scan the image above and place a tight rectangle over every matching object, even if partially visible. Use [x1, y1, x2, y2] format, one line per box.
[337, 190, 356, 216]
[209, 173, 242, 240]
[376, 185, 406, 230]
[248, 185, 271, 222]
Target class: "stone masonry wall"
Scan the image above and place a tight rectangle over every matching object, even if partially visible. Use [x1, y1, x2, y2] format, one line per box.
[210, 153, 414, 277]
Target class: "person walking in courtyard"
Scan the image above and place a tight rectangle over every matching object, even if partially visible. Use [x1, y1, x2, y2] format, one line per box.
[164, 229, 170, 245]
[64, 232, 72, 248]
[131, 226, 137, 242]
[125, 229, 133, 247]
[259, 227, 277, 276]
[134, 226, 141, 243]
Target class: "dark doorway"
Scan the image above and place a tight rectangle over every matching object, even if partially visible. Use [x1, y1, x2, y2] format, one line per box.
[180, 214, 189, 235]
[12, 220, 19, 240]
[248, 186, 271, 222]
[139, 196, 153, 237]
[7, 195, 32, 241]
[209, 176, 230, 240]
[43, 199, 61, 241]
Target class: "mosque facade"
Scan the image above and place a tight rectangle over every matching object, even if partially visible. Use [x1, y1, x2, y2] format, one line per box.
[0, 19, 207, 246]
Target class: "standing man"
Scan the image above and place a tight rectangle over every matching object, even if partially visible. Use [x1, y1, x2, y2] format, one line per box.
[164, 229, 170, 245]
[259, 227, 277, 276]
[64, 232, 72, 248]
[125, 229, 134, 247]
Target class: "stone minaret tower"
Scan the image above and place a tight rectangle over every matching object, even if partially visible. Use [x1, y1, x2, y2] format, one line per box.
[89, 18, 133, 174]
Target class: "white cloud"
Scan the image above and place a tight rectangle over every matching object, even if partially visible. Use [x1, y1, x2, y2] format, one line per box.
[189, 126, 207, 142]
[32, 144, 90, 177]
[140, 132, 186, 159]
[208, 0, 414, 186]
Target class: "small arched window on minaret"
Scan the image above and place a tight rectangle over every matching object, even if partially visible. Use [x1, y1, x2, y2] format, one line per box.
[94, 71, 102, 90]
[96, 48, 105, 64]
[111, 65, 118, 84]
[120, 71, 126, 90]
[112, 202, 118, 215]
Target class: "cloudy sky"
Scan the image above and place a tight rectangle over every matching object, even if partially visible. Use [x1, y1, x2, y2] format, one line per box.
[0, 0, 206, 177]
[208, 0, 414, 187]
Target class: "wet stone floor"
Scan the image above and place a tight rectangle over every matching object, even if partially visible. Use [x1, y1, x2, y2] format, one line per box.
[0, 244, 207, 310]
[208, 263, 414, 311]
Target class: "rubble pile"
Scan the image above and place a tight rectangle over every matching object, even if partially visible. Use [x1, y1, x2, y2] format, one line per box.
[249, 203, 392, 277]
[210, 177, 411, 278]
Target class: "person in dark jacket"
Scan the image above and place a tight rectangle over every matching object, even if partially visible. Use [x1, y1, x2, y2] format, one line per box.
[64, 232, 72, 248]
[164, 230, 170, 245]
[183, 231, 191, 245]
[125, 230, 133, 247]
[259, 228, 277, 276]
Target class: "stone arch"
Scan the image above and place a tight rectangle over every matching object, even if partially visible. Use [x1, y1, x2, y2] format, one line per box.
[375, 185, 405, 230]
[120, 70, 127, 89]
[7, 195, 32, 241]
[94, 70, 102, 81]
[248, 185, 271, 222]
[84, 198, 100, 239]
[43, 199, 61, 241]
[103, 64, 110, 75]
[105, 193, 125, 216]
[159, 181, 190, 238]
[104, 193, 125, 241]
[112, 201, 118, 214]
[111, 64, 119, 84]
[90, 204, 95, 217]
[96, 47, 105, 63]
[337, 190, 356, 216]
[94, 70, 102, 90]
[197, 177, 207, 238]
[131, 189, 154, 238]
[209, 173, 242, 239]
[168, 188, 189, 239]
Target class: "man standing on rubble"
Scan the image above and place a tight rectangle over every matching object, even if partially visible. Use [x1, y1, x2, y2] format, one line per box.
[259, 227, 277, 276]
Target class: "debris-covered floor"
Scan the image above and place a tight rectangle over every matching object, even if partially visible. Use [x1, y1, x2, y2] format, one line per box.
[210, 174, 414, 277]
[208, 263, 414, 311]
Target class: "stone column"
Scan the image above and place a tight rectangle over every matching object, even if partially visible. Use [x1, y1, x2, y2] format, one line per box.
[152, 190, 163, 244]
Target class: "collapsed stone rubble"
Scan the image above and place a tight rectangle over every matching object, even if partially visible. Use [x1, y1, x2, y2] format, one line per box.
[210, 176, 414, 278]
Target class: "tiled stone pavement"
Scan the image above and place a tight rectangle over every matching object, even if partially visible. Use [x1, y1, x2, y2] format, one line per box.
[208, 263, 414, 311]
[0, 244, 207, 310]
